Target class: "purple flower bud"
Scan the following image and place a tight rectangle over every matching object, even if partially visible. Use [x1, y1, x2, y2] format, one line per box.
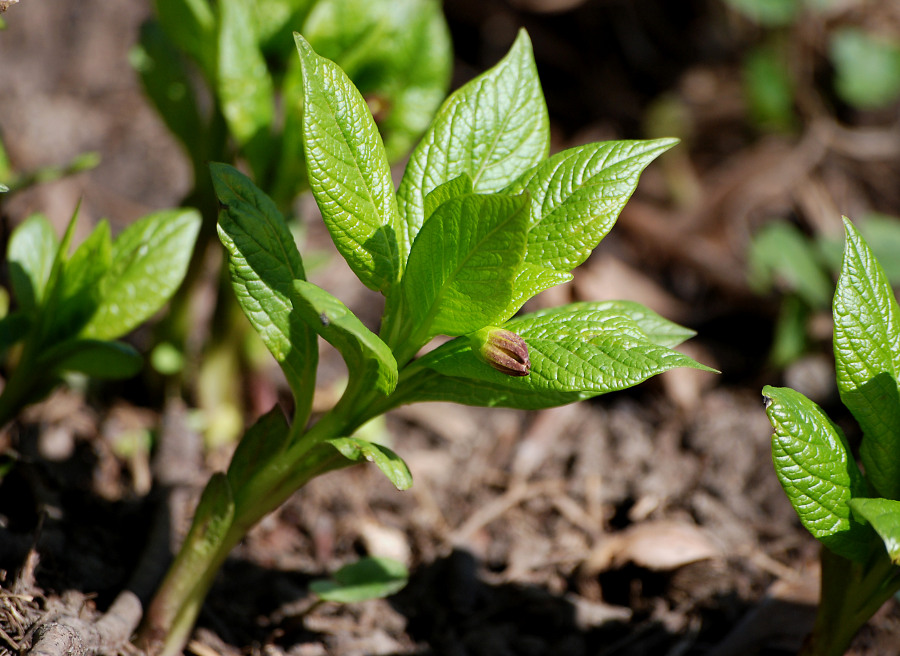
[472, 326, 530, 377]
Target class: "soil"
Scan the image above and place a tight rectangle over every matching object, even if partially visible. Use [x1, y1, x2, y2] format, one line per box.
[2, 1, 900, 655]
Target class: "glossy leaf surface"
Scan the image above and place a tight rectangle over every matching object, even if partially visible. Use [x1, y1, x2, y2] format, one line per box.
[833, 218, 900, 500]
[849, 497, 900, 564]
[413, 302, 710, 409]
[763, 385, 871, 561]
[396, 29, 548, 264]
[310, 556, 408, 603]
[212, 163, 317, 416]
[296, 33, 401, 293]
[402, 193, 528, 339]
[325, 436, 412, 490]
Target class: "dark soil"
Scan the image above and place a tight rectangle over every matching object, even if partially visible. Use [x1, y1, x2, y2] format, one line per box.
[2, 1, 900, 655]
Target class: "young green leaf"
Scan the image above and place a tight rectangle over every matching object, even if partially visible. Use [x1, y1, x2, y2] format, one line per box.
[295, 33, 401, 293]
[217, 0, 274, 178]
[49, 220, 112, 343]
[301, 0, 452, 161]
[7, 213, 58, 314]
[132, 21, 206, 165]
[324, 436, 412, 490]
[499, 139, 677, 316]
[423, 174, 473, 221]
[833, 218, 900, 500]
[763, 385, 872, 561]
[402, 193, 529, 341]
[395, 29, 549, 264]
[81, 209, 201, 341]
[40, 339, 142, 379]
[154, 0, 217, 81]
[310, 556, 408, 603]
[849, 498, 900, 564]
[412, 303, 711, 409]
[292, 279, 397, 396]
[212, 163, 318, 422]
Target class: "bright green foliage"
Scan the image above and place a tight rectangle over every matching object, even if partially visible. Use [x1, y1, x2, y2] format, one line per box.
[145, 31, 709, 656]
[137, 0, 452, 204]
[850, 498, 900, 565]
[402, 193, 529, 340]
[295, 33, 402, 293]
[763, 217, 900, 655]
[833, 218, 900, 500]
[310, 556, 409, 603]
[0, 207, 200, 426]
[395, 29, 548, 264]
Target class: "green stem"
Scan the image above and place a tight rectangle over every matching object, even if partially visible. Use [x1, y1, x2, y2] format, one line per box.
[800, 547, 900, 656]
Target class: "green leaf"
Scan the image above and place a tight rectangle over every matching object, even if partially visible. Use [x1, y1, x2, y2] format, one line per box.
[81, 209, 201, 341]
[500, 139, 677, 315]
[295, 33, 401, 293]
[423, 174, 473, 221]
[0, 312, 31, 353]
[324, 436, 412, 490]
[302, 0, 452, 162]
[40, 339, 143, 379]
[396, 29, 549, 264]
[292, 280, 397, 396]
[743, 44, 796, 132]
[849, 498, 900, 565]
[131, 21, 206, 165]
[831, 28, 900, 110]
[510, 139, 677, 273]
[7, 213, 58, 314]
[413, 302, 711, 409]
[51, 220, 113, 342]
[212, 163, 318, 422]
[833, 218, 900, 500]
[763, 385, 871, 561]
[310, 556, 408, 603]
[747, 221, 833, 308]
[217, 0, 274, 178]
[402, 193, 529, 340]
[723, 0, 799, 26]
[226, 405, 291, 494]
[154, 0, 217, 81]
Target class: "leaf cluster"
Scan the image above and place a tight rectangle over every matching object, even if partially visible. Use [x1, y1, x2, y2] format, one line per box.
[0, 207, 200, 425]
[134, 0, 452, 206]
[763, 217, 900, 653]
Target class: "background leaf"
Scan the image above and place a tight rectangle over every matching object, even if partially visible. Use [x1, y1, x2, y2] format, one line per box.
[217, 0, 274, 179]
[849, 497, 900, 565]
[153, 0, 217, 81]
[301, 0, 452, 161]
[7, 213, 58, 314]
[81, 209, 201, 341]
[212, 163, 318, 421]
[40, 339, 142, 379]
[402, 193, 528, 340]
[132, 21, 206, 166]
[296, 33, 401, 293]
[395, 29, 549, 264]
[324, 436, 412, 490]
[309, 556, 408, 603]
[833, 218, 900, 500]
[49, 220, 112, 343]
[763, 385, 872, 561]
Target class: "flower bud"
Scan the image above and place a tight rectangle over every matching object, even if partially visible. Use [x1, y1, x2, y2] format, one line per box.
[471, 326, 530, 377]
